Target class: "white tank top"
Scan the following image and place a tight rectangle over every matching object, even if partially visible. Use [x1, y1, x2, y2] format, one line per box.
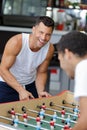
[0, 33, 50, 86]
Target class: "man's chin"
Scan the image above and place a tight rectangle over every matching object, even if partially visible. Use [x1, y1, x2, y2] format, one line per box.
[69, 75, 74, 79]
[67, 73, 74, 79]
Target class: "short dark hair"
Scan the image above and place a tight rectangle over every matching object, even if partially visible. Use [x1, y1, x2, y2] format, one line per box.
[35, 16, 54, 31]
[57, 31, 87, 57]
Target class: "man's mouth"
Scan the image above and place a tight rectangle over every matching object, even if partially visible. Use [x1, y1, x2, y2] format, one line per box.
[39, 39, 45, 45]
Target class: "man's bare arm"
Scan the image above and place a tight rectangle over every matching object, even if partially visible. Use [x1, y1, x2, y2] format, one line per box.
[0, 34, 34, 100]
[35, 44, 54, 97]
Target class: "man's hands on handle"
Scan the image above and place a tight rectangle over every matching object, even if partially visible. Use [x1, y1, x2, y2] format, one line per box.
[19, 89, 51, 101]
[19, 88, 34, 101]
[38, 91, 52, 98]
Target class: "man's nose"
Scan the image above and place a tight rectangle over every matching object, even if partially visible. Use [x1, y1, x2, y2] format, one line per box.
[42, 34, 46, 40]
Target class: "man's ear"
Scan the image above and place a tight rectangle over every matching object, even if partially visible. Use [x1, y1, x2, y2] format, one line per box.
[32, 26, 36, 34]
[65, 48, 70, 54]
[65, 48, 72, 60]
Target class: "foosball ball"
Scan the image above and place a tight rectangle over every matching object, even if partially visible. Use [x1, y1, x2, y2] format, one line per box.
[0, 90, 79, 130]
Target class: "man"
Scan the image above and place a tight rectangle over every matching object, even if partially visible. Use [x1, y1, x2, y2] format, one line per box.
[0, 16, 55, 103]
[57, 31, 87, 130]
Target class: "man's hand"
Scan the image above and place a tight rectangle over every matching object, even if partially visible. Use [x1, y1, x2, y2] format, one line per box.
[19, 89, 34, 101]
[38, 91, 52, 98]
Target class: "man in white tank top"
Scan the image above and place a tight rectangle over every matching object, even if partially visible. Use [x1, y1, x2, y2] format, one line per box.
[0, 16, 55, 103]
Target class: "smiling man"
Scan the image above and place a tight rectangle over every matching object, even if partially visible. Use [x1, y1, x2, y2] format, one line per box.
[0, 16, 55, 103]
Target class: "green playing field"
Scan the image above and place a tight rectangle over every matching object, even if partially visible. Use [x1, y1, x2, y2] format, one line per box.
[5, 109, 77, 130]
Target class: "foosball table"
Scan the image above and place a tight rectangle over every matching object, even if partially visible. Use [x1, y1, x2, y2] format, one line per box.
[0, 90, 79, 130]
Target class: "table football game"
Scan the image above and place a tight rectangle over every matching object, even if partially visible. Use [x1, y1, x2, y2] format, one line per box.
[0, 90, 79, 130]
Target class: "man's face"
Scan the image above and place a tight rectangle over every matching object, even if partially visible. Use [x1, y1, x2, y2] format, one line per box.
[58, 51, 74, 79]
[32, 22, 53, 48]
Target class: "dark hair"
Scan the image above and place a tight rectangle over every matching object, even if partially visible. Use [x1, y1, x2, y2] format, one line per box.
[35, 16, 54, 31]
[57, 31, 87, 57]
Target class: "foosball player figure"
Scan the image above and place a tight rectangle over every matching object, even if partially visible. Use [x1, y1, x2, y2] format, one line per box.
[8, 108, 15, 125]
[13, 115, 19, 127]
[65, 115, 71, 127]
[36, 116, 41, 130]
[64, 122, 70, 130]
[73, 106, 79, 121]
[50, 118, 55, 130]
[73, 112, 77, 121]
[22, 111, 28, 127]
[52, 111, 57, 123]
[73, 105, 79, 115]
[9, 108, 15, 120]
[36, 114, 41, 126]
[39, 108, 45, 121]
[41, 103, 46, 113]
[61, 108, 65, 123]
